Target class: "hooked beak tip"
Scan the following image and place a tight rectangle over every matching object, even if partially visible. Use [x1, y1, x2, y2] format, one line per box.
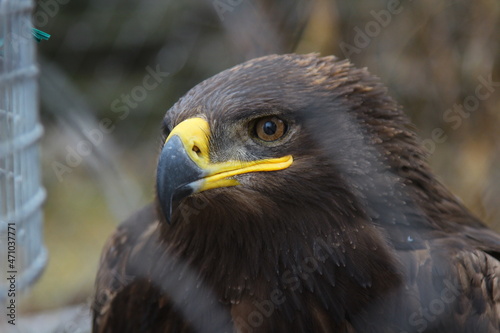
[156, 135, 203, 223]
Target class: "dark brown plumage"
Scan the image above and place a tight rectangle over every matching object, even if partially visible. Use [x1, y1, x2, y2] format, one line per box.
[92, 54, 500, 332]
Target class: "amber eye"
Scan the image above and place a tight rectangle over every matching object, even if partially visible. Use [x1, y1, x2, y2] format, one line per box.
[254, 116, 287, 142]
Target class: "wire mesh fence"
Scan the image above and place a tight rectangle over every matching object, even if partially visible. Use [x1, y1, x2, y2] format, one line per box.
[0, 0, 47, 305]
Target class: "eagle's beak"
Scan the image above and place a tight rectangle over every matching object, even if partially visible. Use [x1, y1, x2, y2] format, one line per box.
[156, 117, 293, 223]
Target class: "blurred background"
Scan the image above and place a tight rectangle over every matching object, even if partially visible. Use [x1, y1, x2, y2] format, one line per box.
[7, 0, 500, 330]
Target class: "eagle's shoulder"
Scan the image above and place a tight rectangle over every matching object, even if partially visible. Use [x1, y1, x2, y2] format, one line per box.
[393, 227, 500, 332]
[435, 245, 500, 331]
[92, 204, 161, 332]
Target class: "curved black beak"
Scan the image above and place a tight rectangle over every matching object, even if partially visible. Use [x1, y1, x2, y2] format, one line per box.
[156, 135, 204, 223]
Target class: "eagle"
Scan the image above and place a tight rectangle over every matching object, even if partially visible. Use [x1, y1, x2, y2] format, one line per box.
[92, 54, 500, 332]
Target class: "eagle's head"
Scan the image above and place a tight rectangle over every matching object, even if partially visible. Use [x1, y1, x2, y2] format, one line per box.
[156, 54, 426, 232]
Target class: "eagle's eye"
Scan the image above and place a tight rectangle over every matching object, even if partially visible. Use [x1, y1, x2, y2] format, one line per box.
[253, 116, 287, 142]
